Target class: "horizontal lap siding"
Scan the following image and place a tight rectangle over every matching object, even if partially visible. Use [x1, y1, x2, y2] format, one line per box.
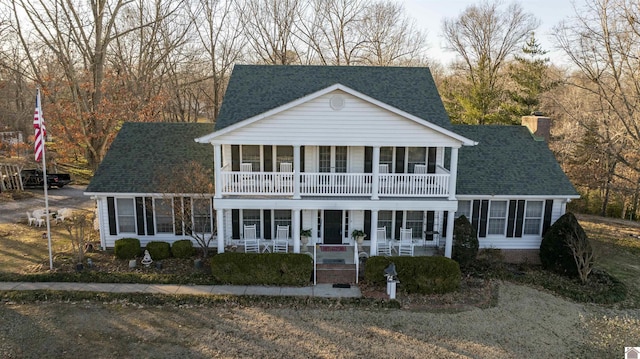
[216, 92, 460, 147]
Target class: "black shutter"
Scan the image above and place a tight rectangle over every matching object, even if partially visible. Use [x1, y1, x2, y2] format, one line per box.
[394, 211, 404, 239]
[300, 146, 305, 172]
[506, 200, 517, 238]
[479, 200, 489, 238]
[364, 210, 371, 239]
[145, 197, 154, 235]
[232, 209, 240, 239]
[263, 210, 272, 239]
[231, 145, 240, 171]
[395, 147, 405, 173]
[427, 147, 437, 173]
[135, 197, 145, 235]
[364, 147, 372, 173]
[173, 197, 183, 235]
[442, 211, 448, 238]
[183, 197, 192, 235]
[426, 211, 435, 240]
[107, 197, 117, 235]
[264, 145, 272, 172]
[515, 200, 526, 237]
[542, 200, 554, 235]
[471, 200, 481, 236]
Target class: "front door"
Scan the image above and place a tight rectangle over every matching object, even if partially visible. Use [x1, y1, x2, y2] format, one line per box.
[323, 210, 343, 244]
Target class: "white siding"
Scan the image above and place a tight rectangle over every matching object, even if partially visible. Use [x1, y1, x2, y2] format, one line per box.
[349, 147, 364, 172]
[304, 146, 318, 172]
[222, 144, 232, 169]
[350, 210, 365, 242]
[550, 199, 564, 224]
[215, 91, 461, 147]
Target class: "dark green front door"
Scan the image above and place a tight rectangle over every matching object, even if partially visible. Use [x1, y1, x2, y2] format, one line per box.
[323, 210, 343, 244]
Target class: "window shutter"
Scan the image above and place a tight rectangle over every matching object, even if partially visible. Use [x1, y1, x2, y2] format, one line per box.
[364, 147, 372, 173]
[145, 197, 154, 235]
[394, 211, 404, 239]
[232, 209, 240, 239]
[471, 200, 481, 236]
[300, 146, 305, 172]
[231, 145, 240, 171]
[264, 145, 272, 172]
[263, 210, 272, 239]
[364, 210, 371, 239]
[183, 197, 192, 235]
[426, 211, 435, 240]
[506, 200, 517, 238]
[173, 198, 183, 235]
[427, 147, 437, 173]
[107, 197, 117, 235]
[135, 197, 145, 236]
[515, 200, 525, 237]
[395, 147, 405, 173]
[442, 211, 448, 238]
[479, 200, 489, 238]
[542, 200, 554, 235]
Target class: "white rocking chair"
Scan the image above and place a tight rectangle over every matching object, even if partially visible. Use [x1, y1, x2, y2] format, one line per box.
[273, 225, 289, 253]
[376, 227, 392, 256]
[243, 224, 260, 253]
[398, 228, 415, 256]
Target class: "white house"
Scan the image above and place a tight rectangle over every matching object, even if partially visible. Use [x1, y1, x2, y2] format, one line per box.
[85, 65, 579, 261]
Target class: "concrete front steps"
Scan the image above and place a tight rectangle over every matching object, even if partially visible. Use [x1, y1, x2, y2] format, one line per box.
[315, 263, 358, 284]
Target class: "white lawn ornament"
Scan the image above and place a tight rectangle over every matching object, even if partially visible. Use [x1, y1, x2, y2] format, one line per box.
[141, 250, 153, 267]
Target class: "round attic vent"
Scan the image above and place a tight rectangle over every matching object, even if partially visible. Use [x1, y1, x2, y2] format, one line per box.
[330, 94, 345, 110]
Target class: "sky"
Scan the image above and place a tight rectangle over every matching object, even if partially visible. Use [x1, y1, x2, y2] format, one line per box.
[401, 0, 579, 65]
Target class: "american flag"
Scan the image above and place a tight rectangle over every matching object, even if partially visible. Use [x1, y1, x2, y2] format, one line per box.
[33, 89, 46, 162]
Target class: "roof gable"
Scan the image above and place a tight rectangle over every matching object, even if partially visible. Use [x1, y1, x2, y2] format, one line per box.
[86, 122, 214, 193]
[454, 125, 578, 197]
[215, 65, 453, 131]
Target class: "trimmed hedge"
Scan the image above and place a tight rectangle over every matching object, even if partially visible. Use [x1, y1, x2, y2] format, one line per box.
[172, 240, 196, 259]
[114, 238, 141, 260]
[210, 252, 313, 286]
[364, 256, 461, 294]
[146, 241, 171, 260]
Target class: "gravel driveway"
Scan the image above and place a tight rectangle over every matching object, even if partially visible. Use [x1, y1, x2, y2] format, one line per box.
[0, 185, 94, 224]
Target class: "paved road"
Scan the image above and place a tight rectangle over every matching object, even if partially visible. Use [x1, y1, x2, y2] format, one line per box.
[0, 185, 94, 224]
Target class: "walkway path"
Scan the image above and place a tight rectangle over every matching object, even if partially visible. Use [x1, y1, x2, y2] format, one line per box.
[0, 282, 362, 298]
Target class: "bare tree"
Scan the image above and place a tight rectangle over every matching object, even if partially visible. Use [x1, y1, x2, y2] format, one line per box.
[442, 0, 539, 124]
[566, 227, 595, 284]
[358, 0, 428, 66]
[555, 0, 640, 188]
[237, 0, 304, 65]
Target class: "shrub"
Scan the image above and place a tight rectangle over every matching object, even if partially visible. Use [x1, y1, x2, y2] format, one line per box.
[364, 256, 461, 294]
[114, 238, 141, 260]
[145, 241, 171, 260]
[540, 212, 593, 279]
[210, 253, 313, 286]
[172, 240, 196, 259]
[452, 215, 479, 267]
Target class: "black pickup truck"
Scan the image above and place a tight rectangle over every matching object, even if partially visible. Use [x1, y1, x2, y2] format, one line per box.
[21, 169, 72, 189]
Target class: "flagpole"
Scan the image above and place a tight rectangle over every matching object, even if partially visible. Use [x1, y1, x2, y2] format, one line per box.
[37, 88, 53, 270]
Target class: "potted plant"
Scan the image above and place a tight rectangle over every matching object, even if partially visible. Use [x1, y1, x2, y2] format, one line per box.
[351, 229, 366, 244]
[300, 229, 312, 246]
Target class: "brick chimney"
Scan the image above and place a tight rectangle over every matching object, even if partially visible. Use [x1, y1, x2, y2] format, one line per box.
[522, 112, 551, 142]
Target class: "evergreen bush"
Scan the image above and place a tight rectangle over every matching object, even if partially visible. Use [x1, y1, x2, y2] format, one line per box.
[540, 212, 591, 277]
[364, 256, 461, 294]
[452, 215, 479, 267]
[172, 240, 196, 259]
[146, 241, 171, 260]
[210, 253, 313, 286]
[114, 238, 141, 260]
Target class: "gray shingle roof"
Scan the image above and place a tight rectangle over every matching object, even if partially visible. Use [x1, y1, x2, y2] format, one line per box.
[215, 65, 453, 130]
[453, 125, 578, 196]
[86, 122, 214, 193]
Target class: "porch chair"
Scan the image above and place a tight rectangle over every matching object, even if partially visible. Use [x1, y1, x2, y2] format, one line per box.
[278, 162, 293, 192]
[376, 227, 392, 256]
[414, 164, 427, 174]
[240, 163, 253, 172]
[243, 224, 260, 253]
[55, 208, 71, 224]
[273, 225, 289, 253]
[26, 211, 39, 226]
[279, 162, 292, 172]
[398, 228, 415, 256]
[31, 209, 46, 227]
[240, 163, 256, 191]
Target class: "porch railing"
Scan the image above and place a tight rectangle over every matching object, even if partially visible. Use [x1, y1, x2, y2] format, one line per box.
[220, 171, 449, 197]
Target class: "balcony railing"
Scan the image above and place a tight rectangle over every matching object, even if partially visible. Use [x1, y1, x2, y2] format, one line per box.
[220, 171, 450, 197]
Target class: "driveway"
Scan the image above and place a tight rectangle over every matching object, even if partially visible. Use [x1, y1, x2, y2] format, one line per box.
[0, 185, 94, 224]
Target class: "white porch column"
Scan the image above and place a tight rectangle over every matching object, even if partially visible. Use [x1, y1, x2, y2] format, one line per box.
[448, 147, 459, 200]
[293, 145, 301, 199]
[213, 144, 222, 199]
[371, 146, 380, 200]
[369, 210, 379, 256]
[444, 210, 455, 258]
[216, 209, 225, 253]
[293, 209, 301, 253]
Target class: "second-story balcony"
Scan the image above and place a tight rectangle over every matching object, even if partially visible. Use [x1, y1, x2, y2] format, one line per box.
[220, 170, 450, 198]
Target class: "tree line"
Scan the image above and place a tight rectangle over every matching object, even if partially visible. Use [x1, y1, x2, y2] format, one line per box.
[0, 0, 638, 220]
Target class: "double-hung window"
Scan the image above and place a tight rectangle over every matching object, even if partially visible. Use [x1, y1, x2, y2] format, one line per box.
[155, 198, 174, 233]
[487, 201, 508, 235]
[116, 198, 136, 233]
[456, 200, 471, 219]
[241, 145, 260, 171]
[378, 211, 393, 238]
[192, 198, 212, 233]
[523, 201, 544, 235]
[405, 211, 425, 237]
[274, 210, 292, 236]
[243, 209, 261, 237]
